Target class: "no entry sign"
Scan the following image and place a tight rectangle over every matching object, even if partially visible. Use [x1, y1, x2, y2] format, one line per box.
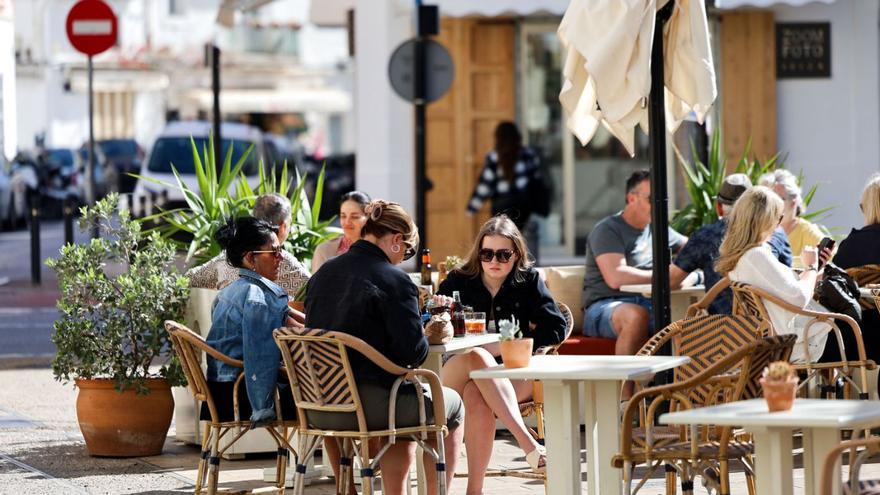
[65, 0, 118, 57]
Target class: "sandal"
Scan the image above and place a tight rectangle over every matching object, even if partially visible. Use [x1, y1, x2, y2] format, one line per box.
[525, 445, 547, 474]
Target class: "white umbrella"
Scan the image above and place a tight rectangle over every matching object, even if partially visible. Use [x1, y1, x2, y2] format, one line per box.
[558, 0, 716, 156]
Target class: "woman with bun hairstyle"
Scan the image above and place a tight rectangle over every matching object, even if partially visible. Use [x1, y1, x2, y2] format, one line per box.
[204, 216, 301, 425]
[305, 199, 464, 495]
[438, 214, 565, 493]
[311, 190, 372, 273]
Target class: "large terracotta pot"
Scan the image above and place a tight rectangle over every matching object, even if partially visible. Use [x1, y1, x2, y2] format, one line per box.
[75, 378, 174, 457]
[501, 338, 534, 369]
[760, 376, 798, 412]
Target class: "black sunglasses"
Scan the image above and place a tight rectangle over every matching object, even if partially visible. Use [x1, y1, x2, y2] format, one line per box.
[478, 248, 514, 263]
[402, 242, 417, 261]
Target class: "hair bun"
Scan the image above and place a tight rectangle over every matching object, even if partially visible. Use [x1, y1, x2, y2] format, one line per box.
[215, 217, 238, 249]
[365, 201, 385, 221]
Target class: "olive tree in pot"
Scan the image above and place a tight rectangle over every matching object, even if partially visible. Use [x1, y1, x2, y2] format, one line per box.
[46, 193, 189, 457]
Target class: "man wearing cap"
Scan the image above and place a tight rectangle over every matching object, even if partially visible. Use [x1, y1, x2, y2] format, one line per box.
[670, 173, 792, 314]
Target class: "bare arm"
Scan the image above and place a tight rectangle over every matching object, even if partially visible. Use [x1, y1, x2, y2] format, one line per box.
[669, 264, 690, 289]
[595, 252, 653, 290]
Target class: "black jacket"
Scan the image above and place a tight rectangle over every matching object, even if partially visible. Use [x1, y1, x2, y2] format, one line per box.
[305, 240, 428, 387]
[834, 224, 880, 269]
[437, 268, 566, 351]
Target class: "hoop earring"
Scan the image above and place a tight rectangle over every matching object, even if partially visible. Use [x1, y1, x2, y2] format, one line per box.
[391, 244, 401, 254]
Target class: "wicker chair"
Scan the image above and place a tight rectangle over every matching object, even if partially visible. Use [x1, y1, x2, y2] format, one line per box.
[821, 436, 880, 495]
[273, 326, 450, 495]
[729, 281, 876, 400]
[685, 277, 732, 318]
[478, 301, 576, 482]
[615, 331, 796, 495]
[165, 320, 297, 495]
[847, 264, 880, 313]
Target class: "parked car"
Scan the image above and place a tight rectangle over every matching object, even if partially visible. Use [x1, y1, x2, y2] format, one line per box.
[131, 121, 265, 215]
[76, 145, 113, 200]
[97, 138, 143, 194]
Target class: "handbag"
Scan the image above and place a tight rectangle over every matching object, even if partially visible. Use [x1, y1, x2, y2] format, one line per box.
[816, 263, 862, 322]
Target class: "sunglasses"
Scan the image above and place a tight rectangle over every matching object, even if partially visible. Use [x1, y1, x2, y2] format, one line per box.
[402, 243, 417, 261]
[478, 248, 515, 263]
[252, 245, 283, 258]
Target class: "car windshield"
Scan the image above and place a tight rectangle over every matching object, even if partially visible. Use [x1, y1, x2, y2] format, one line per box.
[99, 139, 138, 158]
[147, 137, 259, 175]
[46, 149, 74, 169]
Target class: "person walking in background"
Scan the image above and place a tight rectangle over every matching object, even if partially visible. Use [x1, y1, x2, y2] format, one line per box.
[581, 170, 687, 356]
[311, 190, 371, 273]
[188, 193, 311, 298]
[759, 169, 828, 265]
[466, 121, 547, 257]
[670, 173, 792, 314]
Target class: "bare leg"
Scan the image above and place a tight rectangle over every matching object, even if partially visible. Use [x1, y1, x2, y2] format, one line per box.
[423, 424, 463, 495]
[377, 441, 417, 495]
[441, 349, 541, 456]
[461, 381, 497, 495]
[611, 303, 650, 398]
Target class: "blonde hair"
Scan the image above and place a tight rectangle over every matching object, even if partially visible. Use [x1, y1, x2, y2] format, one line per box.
[715, 186, 784, 275]
[456, 215, 533, 283]
[861, 174, 880, 225]
[361, 199, 419, 248]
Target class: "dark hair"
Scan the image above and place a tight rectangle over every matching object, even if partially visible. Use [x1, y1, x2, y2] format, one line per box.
[494, 121, 523, 181]
[215, 216, 278, 268]
[625, 169, 651, 199]
[340, 190, 371, 209]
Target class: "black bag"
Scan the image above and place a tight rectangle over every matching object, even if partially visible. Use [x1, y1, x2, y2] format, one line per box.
[816, 263, 862, 322]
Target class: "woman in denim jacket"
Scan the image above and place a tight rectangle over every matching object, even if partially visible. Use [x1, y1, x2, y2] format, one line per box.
[204, 216, 300, 424]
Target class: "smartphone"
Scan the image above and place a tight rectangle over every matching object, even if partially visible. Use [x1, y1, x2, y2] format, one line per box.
[817, 237, 836, 268]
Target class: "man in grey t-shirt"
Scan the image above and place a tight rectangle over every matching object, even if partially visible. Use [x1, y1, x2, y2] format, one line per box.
[581, 170, 687, 357]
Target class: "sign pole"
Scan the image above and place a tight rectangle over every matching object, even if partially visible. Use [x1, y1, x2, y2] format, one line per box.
[414, 12, 427, 263]
[87, 55, 98, 238]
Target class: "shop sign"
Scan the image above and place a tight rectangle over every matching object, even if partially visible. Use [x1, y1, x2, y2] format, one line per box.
[776, 22, 831, 79]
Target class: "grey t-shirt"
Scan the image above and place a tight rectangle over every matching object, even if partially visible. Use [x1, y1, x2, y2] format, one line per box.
[582, 212, 686, 308]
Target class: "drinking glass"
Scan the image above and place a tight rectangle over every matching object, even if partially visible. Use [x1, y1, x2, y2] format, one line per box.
[465, 311, 487, 335]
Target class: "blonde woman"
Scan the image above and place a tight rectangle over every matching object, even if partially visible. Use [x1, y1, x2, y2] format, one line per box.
[438, 215, 566, 494]
[715, 186, 833, 363]
[759, 169, 826, 263]
[311, 191, 371, 273]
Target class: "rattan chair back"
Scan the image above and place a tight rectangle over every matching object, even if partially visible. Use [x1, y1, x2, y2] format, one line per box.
[847, 264, 880, 311]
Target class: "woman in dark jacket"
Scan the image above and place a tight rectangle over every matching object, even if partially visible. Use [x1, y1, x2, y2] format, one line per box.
[305, 199, 463, 495]
[825, 174, 880, 363]
[438, 215, 565, 494]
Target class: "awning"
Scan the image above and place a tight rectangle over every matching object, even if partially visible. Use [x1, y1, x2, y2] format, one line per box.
[182, 87, 352, 114]
[714, 0, 835, 9]
[309, 0, 354, 27]
[308, 0, 570, 26]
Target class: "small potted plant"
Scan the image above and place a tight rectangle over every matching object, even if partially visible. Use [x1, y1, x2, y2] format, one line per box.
[760, 361, 798, 412]
[47, 194, 189, 456]
[499, 317, 533, 368]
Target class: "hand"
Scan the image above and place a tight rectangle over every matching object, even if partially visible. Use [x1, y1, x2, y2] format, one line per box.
[817, 246, 833, 268]
[800, 246, 818, 269]
[285, 315, 304, 328]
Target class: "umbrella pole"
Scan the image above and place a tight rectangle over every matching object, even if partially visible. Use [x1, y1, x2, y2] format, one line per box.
[649, 1, 675, 332]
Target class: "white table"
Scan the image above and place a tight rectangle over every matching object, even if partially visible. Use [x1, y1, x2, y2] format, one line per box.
[660, 398, 880, 495]
[471, 354, 690, 495]
[620, 284, 706, 321]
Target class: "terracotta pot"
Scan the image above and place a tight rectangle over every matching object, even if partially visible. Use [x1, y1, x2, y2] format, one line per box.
[501, 338, 534, 369]
[75, 378, 174, 457]
[760, 376, 798, 412]
[289, 300, 305, 313]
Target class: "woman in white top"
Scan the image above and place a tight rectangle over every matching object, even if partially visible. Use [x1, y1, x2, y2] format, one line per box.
[311, 191, 371, 273]
[715, 186, 833, 363]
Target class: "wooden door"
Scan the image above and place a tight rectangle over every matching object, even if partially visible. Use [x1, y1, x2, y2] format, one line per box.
[720, 11, 777, 164]
[426, 17, 516, 263]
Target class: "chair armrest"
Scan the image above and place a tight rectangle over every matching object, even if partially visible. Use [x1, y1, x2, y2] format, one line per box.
[821, 436, 880, 495]
[686, 278, 730, 317]
[406, 368, 447, 429]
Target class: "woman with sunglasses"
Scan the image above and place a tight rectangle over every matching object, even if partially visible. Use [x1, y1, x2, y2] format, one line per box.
[305, 199, 464, 495]
[437, 215, 566, 493]
[204, 216, 301, 426]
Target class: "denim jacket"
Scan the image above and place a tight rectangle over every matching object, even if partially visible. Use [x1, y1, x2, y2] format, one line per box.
[206, 268, 289, 422]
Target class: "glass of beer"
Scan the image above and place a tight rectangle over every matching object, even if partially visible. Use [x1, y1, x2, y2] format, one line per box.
[465, 312, 487, 335]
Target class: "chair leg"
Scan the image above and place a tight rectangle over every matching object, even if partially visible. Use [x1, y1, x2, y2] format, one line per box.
[719, 460, 730, 495]
[207, 426, 222, 495]
[435, 430, 447, 495]
[339, 439, 353, 495]
[359, 440, 374, 495]
[680, 463, 694, 495]
[623, 461, 633, 495]
[275, 427, 289, 494]
[195, 423, 212, 494]
[664, 462, 677, 495]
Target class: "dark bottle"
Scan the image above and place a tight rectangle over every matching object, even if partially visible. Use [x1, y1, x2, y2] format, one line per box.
[451, 290, 466, 337]
[420, 248, 433, 286]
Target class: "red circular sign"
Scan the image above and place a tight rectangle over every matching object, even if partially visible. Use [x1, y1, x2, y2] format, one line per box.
[65, 0, 118, 57]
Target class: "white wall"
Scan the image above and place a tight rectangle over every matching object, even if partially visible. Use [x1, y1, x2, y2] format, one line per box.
[353, 0, 414, 214]
[0, 16, 16, 160]
[773, 0, 880, 235]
